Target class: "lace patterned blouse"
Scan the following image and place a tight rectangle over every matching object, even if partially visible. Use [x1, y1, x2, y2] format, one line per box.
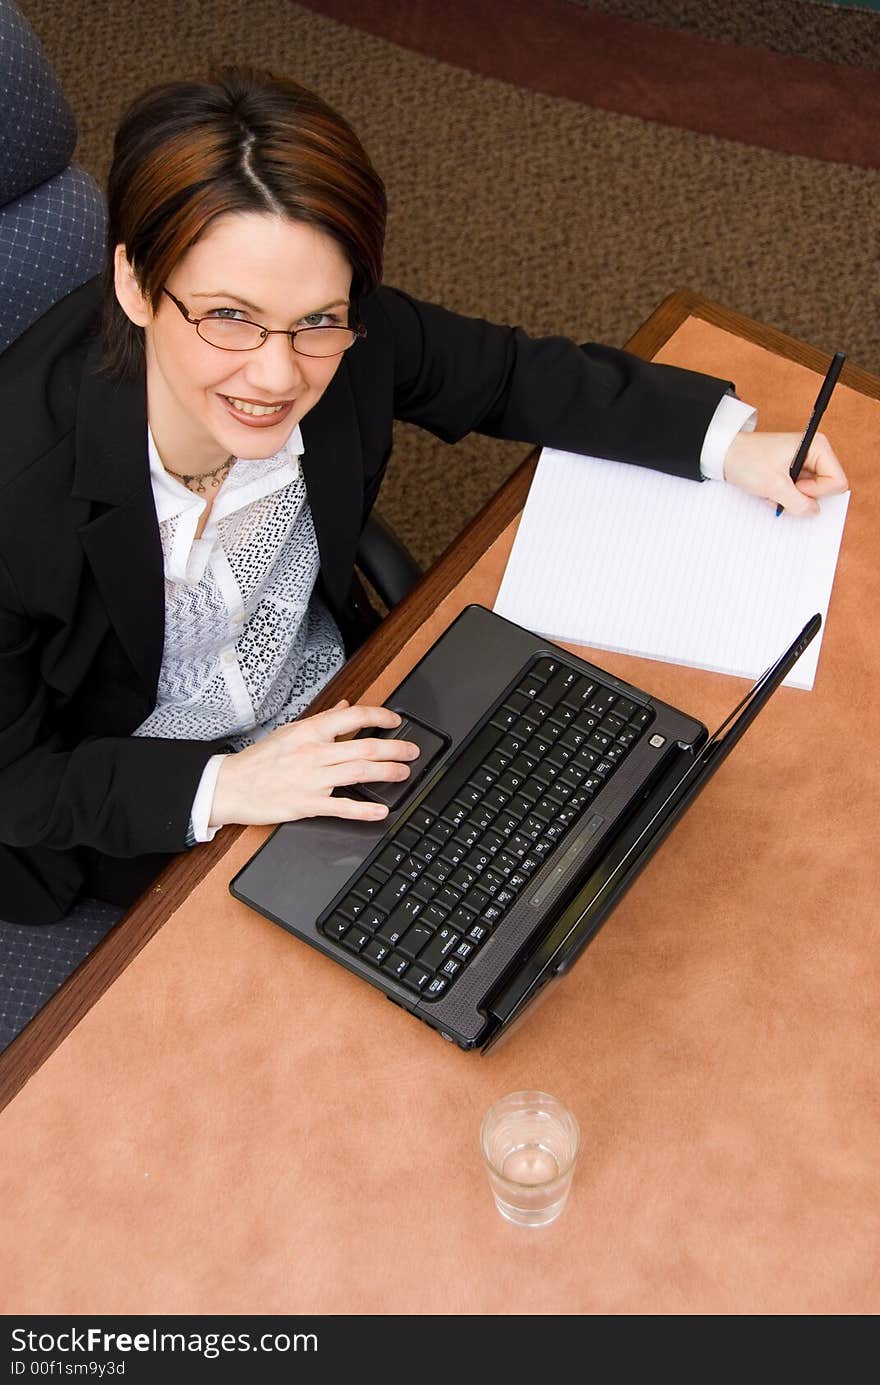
[133, 424, 345, 840]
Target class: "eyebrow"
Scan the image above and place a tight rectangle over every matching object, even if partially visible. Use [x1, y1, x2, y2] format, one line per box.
[189, 291, 350, 317]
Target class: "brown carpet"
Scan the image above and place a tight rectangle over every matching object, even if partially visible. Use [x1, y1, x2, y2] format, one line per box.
[19, 0, 880, 569]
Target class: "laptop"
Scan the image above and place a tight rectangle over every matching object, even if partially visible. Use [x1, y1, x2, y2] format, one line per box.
[230, 604, 820, 1053]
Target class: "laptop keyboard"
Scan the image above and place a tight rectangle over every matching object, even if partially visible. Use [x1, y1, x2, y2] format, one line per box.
[319, 656, 654, 1000]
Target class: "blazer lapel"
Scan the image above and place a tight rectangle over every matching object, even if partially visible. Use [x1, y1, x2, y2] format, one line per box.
[72, 341, 165, 700]
[299, 359, 364, 614]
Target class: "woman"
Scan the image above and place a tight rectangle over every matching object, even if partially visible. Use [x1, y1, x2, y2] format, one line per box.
[0, 68, 847, 926]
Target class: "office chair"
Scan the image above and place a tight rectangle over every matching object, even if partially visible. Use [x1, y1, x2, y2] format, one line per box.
[0, 0, 420, 1052]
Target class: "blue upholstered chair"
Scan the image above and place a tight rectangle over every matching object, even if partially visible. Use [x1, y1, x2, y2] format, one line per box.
[0, 0, 420, 1052]
[0, 0, 105, 348]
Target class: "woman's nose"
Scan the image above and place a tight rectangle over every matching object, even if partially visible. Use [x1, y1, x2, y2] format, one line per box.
[241, 331, 306, 395]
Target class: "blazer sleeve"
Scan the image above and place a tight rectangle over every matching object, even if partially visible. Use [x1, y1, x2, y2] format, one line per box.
[0, 549, 216, 861]
[370, 286, 735, 481]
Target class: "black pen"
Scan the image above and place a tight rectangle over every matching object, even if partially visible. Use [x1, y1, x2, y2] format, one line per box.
[776, 350, 846, 516]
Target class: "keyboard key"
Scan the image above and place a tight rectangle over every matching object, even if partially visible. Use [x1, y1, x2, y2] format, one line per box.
[490, 707, 519, 733]
[450, 905, 476, 933]
[440, 840, 468, 868]
[363, 938, 391, 966]
[530, 657, 562, 682]
[382, 953, 410, 979]
[358, 906, 386, 932]
[586, 730, 612, 753]
[506, 832, 532, 858]
[354, 872, 386, 903]
[434, 884, 462, 912]
[454, 940, 475, 962]
[441, 801, 468, 829]
[373, 876, 411, 912]
[426, 820, 454, 845]
[531, 761, 560, 788]
[516, 674, 546, 700]
[483, 786, 510, 814]
[421, 902, 449, 930]
[377, 898, 422, 946]
[481, 869, 506, 895]
[401, 964, 433, 992]
[338, 895, 366, 920]
[425, 858, 453, 886]
[497, 768, 525, 795]
[398, 924, 434, 960]
[374, 843, 408, 876]
[463, 886, 491, 915]
[504, 690, 531, 716]
[324, 914, 350, 942]
[449, 865, 479, 893]
[399, 854, 425, 882]
[587, 689, 618, 716]
[423, 976, 449, 999]
[440, 957, 461, 978]
[341, 926, 370, 953]
[467, 922, 490, 944]
[471, 765, 498, 792]
[600, 714, 626, 737]
[493, 851, 520, 877]
[496, 733, 526, 759]
[420, 926, 461, 971]
[613, 697, 638, 720]
[408, 877, 439, 908]
[464, 847, 493, 873]
[409, 806, 437, 835]
[376, 915, 409, 948]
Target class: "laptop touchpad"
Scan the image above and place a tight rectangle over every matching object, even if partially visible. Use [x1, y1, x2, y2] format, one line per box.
[351, 713, 449, 811]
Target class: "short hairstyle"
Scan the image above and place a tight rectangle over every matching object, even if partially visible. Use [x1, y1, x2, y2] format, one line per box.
[101, 66, 387, 378]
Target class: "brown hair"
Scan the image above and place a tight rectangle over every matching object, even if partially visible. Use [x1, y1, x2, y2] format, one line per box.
[101, 66, 386, 377]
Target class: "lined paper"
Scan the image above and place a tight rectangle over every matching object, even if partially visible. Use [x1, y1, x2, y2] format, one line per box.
[494, 449, 850, 689]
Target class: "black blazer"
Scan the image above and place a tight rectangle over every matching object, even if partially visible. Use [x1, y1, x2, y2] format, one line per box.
[0, 278, 732, 924]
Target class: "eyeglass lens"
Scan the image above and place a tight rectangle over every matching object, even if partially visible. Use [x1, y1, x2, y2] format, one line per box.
[196, 318, 357, 357]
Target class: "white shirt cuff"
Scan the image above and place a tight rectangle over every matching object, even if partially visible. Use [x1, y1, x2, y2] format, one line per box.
[699, 395, 757, 481]
[189, 754, 228, 843]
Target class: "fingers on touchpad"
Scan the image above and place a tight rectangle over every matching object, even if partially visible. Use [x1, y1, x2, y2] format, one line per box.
[355, 713, 449, 810]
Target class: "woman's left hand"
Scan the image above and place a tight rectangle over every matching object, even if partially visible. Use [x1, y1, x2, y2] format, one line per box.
[723, 431, 848, 516]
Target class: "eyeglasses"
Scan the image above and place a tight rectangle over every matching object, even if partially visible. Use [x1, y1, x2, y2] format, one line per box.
[161, 287, 366, 358]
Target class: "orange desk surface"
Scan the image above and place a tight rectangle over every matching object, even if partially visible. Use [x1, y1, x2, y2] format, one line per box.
[1, 315, 878, 1316]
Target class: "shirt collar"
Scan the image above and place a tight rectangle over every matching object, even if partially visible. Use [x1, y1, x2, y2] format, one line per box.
[148, 423, 305, 525]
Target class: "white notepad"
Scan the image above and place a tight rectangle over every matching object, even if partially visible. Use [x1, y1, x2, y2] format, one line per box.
[493, 449, 850, 690]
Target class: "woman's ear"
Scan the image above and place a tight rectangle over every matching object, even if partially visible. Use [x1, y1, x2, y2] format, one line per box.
[113, 244, 152, 327]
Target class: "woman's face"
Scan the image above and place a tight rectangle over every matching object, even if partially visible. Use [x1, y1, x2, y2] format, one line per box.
[115, 212, 354, 471]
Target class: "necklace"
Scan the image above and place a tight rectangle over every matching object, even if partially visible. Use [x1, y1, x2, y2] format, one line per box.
[163, 454, 235, 495]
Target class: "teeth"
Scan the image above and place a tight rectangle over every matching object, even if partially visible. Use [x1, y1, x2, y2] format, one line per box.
[227, 397, 286, 417]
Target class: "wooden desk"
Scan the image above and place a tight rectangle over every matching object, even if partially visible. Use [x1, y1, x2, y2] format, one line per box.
[2, 295, 878, 1314]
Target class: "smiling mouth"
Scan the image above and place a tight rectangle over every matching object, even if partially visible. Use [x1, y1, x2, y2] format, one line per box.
[224, 395, 291, 417]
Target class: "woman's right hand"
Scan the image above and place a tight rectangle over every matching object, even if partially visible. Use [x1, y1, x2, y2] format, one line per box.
[208, 700, 421, 828]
